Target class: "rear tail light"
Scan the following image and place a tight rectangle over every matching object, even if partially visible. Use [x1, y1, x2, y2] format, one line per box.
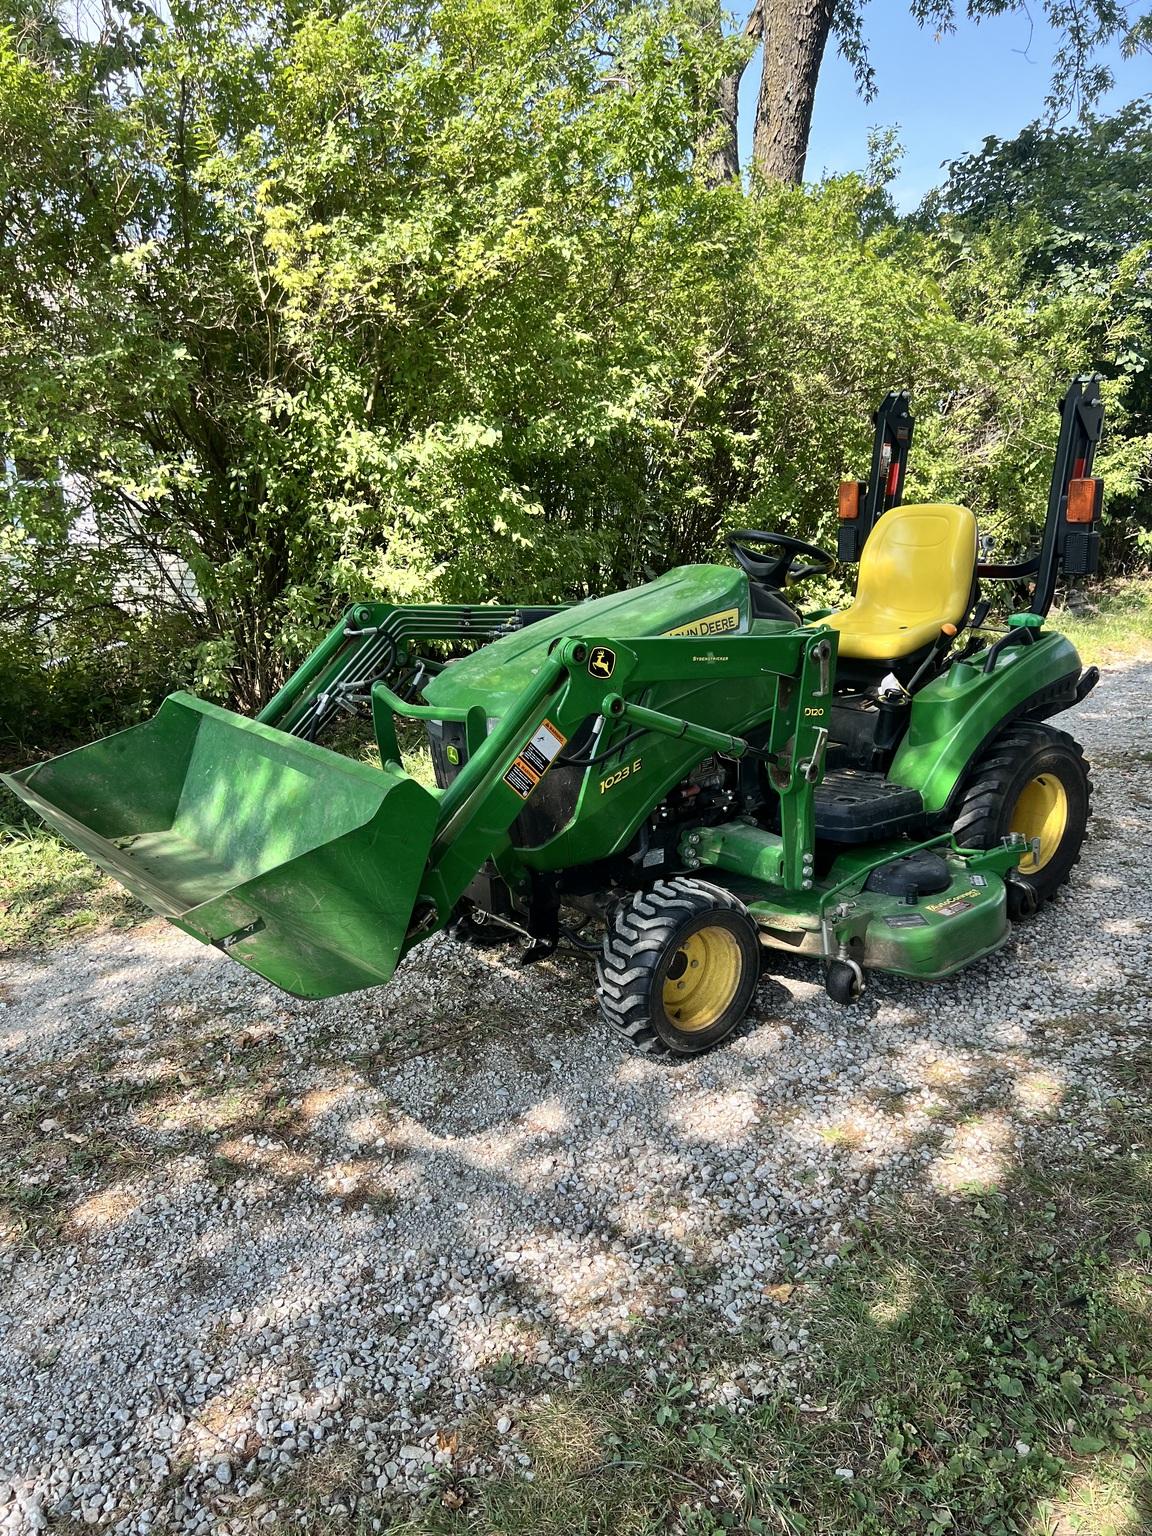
[1066, 478, 1101, 524]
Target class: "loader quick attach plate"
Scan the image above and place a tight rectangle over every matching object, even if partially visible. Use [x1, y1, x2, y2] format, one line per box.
[0, 693, 440, 998]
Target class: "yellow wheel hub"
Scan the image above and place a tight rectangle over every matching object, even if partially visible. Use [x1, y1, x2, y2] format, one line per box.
[662, 925, 742, 1033]
[1010, 773, 1069, 872]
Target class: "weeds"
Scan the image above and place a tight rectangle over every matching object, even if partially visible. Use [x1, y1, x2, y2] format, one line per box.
[384, 1103, 1152, 1536]
[0, 819, 145, 955]
[1053, 578, 1152, 664]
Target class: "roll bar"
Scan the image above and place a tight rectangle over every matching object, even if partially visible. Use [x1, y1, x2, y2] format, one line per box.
[974, 375, 1105, 618]
[837, 390, 915, 562]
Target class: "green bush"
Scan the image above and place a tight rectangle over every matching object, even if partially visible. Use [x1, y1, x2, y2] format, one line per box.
[0, 611, 199, 766]
[1, 0, 1148, 746]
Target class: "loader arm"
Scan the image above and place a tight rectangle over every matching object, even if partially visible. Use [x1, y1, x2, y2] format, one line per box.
[1, 601, 835, 1000]
[258, 601, 571, 739]
[408, 625, 837, 929]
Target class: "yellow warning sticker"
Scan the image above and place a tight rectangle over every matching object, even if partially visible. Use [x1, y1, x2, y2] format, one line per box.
[663, 607, 741, 638]
[503, 719, 568, 800]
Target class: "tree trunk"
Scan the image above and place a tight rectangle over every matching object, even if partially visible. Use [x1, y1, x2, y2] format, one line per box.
[700, 0, 762, 186]
[752, 0, 835, 184]
[704, 68, 743, 184]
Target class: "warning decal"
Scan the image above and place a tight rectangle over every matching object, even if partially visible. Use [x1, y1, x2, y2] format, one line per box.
[663, 607, 741, 638]
[503, 719, 568, 800]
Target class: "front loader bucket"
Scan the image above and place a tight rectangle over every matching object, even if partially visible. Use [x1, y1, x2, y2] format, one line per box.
[1, 693, 440, 998]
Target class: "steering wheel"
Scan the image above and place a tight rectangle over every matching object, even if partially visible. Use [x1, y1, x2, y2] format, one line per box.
[727, 529, 836, 590]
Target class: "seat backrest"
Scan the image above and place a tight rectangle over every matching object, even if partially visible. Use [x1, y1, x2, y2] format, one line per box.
[854, 503, 977, 625]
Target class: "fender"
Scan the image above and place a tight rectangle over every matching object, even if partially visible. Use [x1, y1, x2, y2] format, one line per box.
[888, 631, 1083, 814]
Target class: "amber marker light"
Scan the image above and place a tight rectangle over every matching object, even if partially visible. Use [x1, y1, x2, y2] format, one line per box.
[1066, 478, 1101, 524]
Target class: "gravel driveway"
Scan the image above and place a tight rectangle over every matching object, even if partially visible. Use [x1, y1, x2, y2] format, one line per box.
[2, 664, 1149, 1535]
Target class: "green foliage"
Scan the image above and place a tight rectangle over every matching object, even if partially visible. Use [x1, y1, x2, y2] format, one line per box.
[0, 542, 199, 761]
[1053, 578, 1152, 663]
[916, 100, 1152, 569]
[2, 0, 754, 713]
[920, 97, 1152, 265]
[0, 0, 1149, 741]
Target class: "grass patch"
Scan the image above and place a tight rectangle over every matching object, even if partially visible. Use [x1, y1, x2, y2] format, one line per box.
[0, 1176, 67, 1248]
[230, 1442, 371, 1531]
[1052, 578, 1152, 665]
[386, 1110, 1152, 1536]
[0, 818, 146, 956]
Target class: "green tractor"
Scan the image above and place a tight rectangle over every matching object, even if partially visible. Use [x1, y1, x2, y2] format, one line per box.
[3, 378, 1105, 1057]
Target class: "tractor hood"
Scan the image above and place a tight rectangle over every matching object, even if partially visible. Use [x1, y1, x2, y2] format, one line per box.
[423, 564, 750, 718]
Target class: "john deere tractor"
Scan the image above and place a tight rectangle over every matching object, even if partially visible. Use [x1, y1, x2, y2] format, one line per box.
[3, 377, 1105, 1056]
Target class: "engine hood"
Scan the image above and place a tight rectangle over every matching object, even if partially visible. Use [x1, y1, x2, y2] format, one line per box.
[422, 565, 750, 719]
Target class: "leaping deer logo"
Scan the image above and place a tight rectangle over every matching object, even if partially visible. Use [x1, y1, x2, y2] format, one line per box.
[588, 647, 616, 679]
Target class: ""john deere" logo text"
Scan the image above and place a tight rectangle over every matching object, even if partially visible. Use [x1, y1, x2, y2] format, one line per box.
[663, 607, 741, 638]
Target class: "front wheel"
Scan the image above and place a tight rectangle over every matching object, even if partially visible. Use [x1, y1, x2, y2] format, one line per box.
[596, 878, 761, 1057]
[951, 722, 1091, 910]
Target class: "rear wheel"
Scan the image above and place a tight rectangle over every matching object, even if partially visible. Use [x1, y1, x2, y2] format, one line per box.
[596, 878, 761, 1057]
[951, 722, 1091, 910]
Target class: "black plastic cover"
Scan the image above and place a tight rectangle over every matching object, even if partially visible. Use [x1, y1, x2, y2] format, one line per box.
[863, 850, 952, 899]
[813, 769, 925, 843]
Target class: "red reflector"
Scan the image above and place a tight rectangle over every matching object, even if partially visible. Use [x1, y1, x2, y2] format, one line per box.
[1072, 457, 1087, 479]
[1066, 478, 1100, 524]
[885, 460, 901, 499]
[838, 481, 861, 520]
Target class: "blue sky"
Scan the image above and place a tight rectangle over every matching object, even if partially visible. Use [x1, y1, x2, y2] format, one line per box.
[737, 5, 1152, 210]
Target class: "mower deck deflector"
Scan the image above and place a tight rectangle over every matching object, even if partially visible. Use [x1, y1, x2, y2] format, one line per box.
[0, 692, 440, 997]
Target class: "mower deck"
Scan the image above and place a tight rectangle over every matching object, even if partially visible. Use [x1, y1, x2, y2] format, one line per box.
[743, 847, 1013, 979]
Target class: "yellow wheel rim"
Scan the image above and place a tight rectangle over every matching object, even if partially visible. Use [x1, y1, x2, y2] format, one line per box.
[661, 925, 743, 1033]
[1010, 773, 1069, 873]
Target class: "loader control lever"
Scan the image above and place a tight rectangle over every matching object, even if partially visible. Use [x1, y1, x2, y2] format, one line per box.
[727, 531, 836, 590]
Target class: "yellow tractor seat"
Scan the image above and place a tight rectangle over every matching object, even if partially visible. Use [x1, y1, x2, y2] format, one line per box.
[824, 503, 978, 662]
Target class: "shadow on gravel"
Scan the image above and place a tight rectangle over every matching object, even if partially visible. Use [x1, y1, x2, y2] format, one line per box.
[420, 1097, 1152, 1536]
[5, 915, 1149, 1534]
[2, 708, 1150, 1533]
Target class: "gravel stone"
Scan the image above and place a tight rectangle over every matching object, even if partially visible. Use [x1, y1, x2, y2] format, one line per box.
[0, 665, 1147, 1533]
